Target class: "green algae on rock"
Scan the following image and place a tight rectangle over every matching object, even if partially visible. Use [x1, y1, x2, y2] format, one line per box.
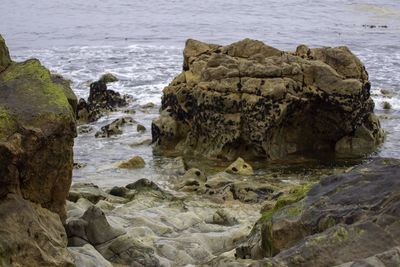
[0, 34, 11, 72]
[0, 35, 77, 267]
[236, 158, 400, 266]
[152, 38, 384, 160]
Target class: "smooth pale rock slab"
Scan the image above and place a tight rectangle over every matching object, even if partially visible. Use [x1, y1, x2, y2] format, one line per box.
[69, 244, 113, 267]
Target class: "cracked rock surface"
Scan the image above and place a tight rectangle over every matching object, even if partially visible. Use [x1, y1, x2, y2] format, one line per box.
[152, 38, 383, 160]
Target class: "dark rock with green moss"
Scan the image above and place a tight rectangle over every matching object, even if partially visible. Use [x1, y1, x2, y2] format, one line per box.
[0, 34, 76, 266]
[236, 158, 400, 266]
[152, 38, 384, 160]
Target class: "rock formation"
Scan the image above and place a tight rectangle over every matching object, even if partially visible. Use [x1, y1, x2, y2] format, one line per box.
[235, 158, 400, 266]
[0, 34, 77, 266]
[76, 80, 128, 123]
[152, 38, 384, 160]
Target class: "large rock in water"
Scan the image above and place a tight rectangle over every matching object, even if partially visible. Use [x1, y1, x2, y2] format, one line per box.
[152, 38, 384, 159]
[237, 158, 400, 267]
[0, 34, 76, 266]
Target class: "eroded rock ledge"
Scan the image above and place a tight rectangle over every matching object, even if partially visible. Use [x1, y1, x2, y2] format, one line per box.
[152, 38, 384, 159]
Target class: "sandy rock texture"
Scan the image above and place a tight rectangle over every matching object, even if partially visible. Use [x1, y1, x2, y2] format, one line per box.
[152, 38, 383, 160]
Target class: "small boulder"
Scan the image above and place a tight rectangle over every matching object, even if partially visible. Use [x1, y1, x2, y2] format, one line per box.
[225, 157, 254, 175]
[99, 73, 118, 83]
[118, 156, 146, 169]
[382, 101, 392, 110]
[68, 183, 108, 204]
[109, 186, 129, 197]
[141, 102, 155, 109]
[95, 116, 134, 138]
[137, 123, 146, 132]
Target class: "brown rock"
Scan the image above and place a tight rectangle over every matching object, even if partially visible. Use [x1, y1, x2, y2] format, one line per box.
[118, 155, 146, 169]
[152, 39, 383, 160]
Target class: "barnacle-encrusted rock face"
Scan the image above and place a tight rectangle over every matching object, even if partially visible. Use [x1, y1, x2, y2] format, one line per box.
[152, 38, 383, 159]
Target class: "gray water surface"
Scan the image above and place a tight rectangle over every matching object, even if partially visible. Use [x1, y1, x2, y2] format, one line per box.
[1, 0, 399, 185]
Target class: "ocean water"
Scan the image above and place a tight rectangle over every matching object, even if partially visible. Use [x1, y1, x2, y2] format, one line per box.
[1, 0, 400, 186]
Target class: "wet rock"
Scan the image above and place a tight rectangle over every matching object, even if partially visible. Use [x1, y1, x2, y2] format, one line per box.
[130, 138, 152, 147]
[68, 244, 113, 267]
[99, 73, 118, 83]
[141, 102, 155, 109]
[382, 101, 392, 110]
[109, 186, 129, 197]
[124, 108, 136, 114]
[137, 123, 146, 132]
[76, 80, 129, 123]
[225, 157, 254, 175]
[380, 88, 394, 96]
[0, 36, 77, 221]
[152, 38, 383, 159]
[118, 155, 146, 169]
[239, 158, 400, 266]
[68, 183, 109, 204]
[73, 162, 87, 169]
[78, 124, 95, 134]
[95, 116, 134, 138]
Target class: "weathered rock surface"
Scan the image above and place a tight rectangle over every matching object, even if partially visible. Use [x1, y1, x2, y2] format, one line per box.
[76, 80, 128, 123]
[0, 34, 76, 266]
[0, 195, 75, 267]
[237, 158, 400, 267]
[152, 38, 384, 159]
[68, 244, 113, 267]
[0, 35, 77, 221]
[66, 177, 262, 266]
[95, 116, 135, 138]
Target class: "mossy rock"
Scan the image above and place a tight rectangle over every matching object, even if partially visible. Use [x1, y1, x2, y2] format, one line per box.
[0, 36, 77, 221]
[0, 34, 11, 72]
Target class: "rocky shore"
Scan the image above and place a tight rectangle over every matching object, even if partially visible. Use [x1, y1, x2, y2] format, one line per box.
[1, 35, 399, 267]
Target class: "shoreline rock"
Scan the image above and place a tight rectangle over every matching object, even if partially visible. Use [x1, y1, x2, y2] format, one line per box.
[0, 34, 77, 266]
[152, 38, 384, 160]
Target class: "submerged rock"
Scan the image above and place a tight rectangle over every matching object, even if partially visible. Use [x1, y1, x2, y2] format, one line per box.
[152, 38, 384, 159]
[238, 158, 400, 266]
[118, 155, 146, 169]
[99, 73, 118, 83]
[95, 116, 135, 138]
